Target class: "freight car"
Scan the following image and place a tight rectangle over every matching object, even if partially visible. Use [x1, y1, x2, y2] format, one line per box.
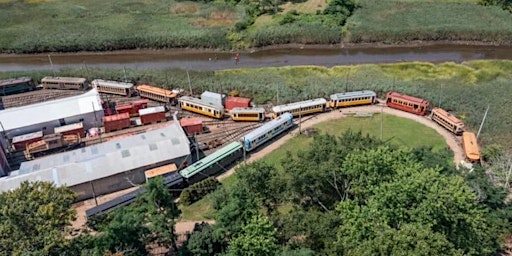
[41, 76, 89, 90]
[430, 107, 464, 135]
[0, 77, 37, 96]
[24, 133, 82, 160]
[91, 79, 135, 97]
[385, 91, 429, 116]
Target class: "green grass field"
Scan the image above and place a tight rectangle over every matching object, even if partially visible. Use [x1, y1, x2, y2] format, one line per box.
[346, 0, 512, 44]
[179, 114, 447, 220]
[0, 0, 238, 53]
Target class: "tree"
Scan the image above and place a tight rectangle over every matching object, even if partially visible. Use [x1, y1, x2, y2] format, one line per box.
[236, 162, 282, 214]
[226, 215, 279, 256]
[183, 222, 227, 256]
[0, 181, 76, 256]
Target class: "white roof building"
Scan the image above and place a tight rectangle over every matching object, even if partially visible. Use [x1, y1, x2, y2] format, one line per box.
[0, 122, 190, 195]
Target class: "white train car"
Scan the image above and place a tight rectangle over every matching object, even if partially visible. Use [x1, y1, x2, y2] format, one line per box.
[329, 90, 376, 108]
[91, 79, 135, 97]
[41, 76, 88, 90]
[230, 107, 266, 122]
[272, 98, 327, 118]
[241, 112, 293, 151]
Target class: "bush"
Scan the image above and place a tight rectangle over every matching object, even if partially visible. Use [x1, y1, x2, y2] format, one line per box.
[180, 178, 220, 206]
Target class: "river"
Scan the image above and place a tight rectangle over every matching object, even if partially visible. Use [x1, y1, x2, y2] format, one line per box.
[0, 44, 510, 72]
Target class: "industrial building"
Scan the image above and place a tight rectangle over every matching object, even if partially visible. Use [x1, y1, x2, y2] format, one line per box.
[0, 88, 103, 150]
[0, 122, 191, 200]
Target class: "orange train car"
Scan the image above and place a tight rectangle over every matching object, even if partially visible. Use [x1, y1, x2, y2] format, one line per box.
[430, 107, 464, 135]
[385, 91, 429, 116]
[136, 85, 177, 104]
[462, 132, 480, 162]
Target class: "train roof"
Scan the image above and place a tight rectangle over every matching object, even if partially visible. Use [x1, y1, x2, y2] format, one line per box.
[386, 91, 429, 105]
[229, 107, 265, 114]
[54, 122, 84, 134]
[41, 76, 87, 83]
[145, 163, 178, 179]
[139, 106, 166, 116]
[180, 141, 242, 179]
[241, 112, 293, 142]
[0, 77, 33, 86]
[272, 98, 327, 113]
[12, 131, 44, 144]
[330, 90, 376, 100]
[179, 96, 224, 110]
[462, 132, 480, 161]
[432, 107, 464, 126]
[136, 84, 177, 97]
[91, 79, 134, 89]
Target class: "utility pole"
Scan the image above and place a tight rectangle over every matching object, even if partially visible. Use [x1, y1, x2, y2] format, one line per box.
[194, 134, 199, 161]
[275, 84, 279, 105]
[186, 70, 192, 96]
[48, 54, 56, 76]
[477, 104, 490, 139]
[380, 106, 384, 140]
[299, 105, 302, 134]
[345, 71, 350, 92]
[92, 102, 102, 143]
[438, 83, 443, 107]
[123, 66, 128, 83]
[90, 181, 98, 206]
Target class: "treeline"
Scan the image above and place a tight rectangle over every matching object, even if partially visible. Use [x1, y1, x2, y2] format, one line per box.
[180, 131, 512, 255]
[480, 0, 512, 12]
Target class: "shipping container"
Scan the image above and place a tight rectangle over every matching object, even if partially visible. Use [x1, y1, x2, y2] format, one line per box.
[139, 106, 166, 125]
[103, 113, 131, 133]
[179, 118, 203, 135]
[54, 122, 86, 138]
[201, 91, 225, 107]
[225, 96, 251, 110]
[12, 131, 43, 150]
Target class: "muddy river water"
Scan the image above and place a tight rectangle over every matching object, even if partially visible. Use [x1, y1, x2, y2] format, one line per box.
[0, 44, 510, 72]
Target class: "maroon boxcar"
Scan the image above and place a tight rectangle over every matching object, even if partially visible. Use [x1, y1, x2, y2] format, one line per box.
[179, 118, 203, 136]
[225, 97, 251, 110]
[103, 113, 131, 133]
[131, 99, 149, 114]
[139, 106, 166, 125]
[54, 122, 86, 138]
[12, 131, 44, 151]
[115, 104, 133, 116]
[386, 91, 429, 116]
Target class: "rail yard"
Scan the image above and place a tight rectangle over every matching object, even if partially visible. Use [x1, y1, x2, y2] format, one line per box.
[0, 76, 480, 221]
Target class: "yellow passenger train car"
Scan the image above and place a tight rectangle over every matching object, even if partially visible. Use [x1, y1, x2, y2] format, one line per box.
[230, 107, 266, 122]
[462, 132, 480, 163]
[179, 96, 224, 119]
[272, 98, 327, 118]
[329, 90, 377, 108]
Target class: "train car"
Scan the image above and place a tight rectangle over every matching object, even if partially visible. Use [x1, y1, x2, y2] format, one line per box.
[179, 96, 224, 119]
[136, 84, 177, 104]
[230, 107, 266, 122]
[329, 90, 376, 108]
[430, 107, 464, 135]
[0, 77, 36, 96]
[272, 98, 327, 118]
[462, 132, 480, 163]
[103, 113, 131, 133]
[91, 79, 135, 97]
[139, 106, 167, 125]
[180, 141, 244, 184]
[41, 76, 89, 90]
[386, 91, 429, 116]
[241, 112, 294, 151]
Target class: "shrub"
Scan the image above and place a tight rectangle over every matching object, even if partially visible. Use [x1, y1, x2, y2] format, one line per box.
[180, 178, 220, 206]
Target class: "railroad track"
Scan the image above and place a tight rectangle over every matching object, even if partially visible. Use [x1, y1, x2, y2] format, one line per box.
[1, 89, 83, 108]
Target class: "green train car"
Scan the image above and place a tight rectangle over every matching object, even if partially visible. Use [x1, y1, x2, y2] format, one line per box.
[0, 77, 36, 96]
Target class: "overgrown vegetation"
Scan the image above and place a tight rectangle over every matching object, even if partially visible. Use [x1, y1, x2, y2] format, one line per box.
[180, 131, 512, 255]
[180, 177, 219, 205]
[345, 0, 512, 44]
[2, 60, 510, 148]
[480, 0, 512, 12]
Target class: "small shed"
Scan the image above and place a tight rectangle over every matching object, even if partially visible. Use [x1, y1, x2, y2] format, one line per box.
[12, 131, 43, 150]
[54, 122, 85, 138]
[201, 91, 225, 107]
[225, 97, 251, 110]
[180, 118, 203, 136]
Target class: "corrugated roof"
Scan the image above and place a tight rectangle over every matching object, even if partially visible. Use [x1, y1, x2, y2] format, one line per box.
[272, 98, 326, 113]
[0, 89, 103, 131]
[0, 122, 190, 192]
[179, 141, 242, 178]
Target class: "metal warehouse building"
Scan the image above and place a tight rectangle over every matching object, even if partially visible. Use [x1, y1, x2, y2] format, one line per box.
[0, 122, 191, 200]
[0, 89, 103, 150]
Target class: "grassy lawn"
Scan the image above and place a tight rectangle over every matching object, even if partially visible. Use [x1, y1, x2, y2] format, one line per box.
[179, 113, 446, 220]
[346, 0, 512, 44]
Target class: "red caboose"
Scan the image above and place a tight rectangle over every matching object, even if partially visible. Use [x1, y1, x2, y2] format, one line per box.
[386, 91, 429, 116]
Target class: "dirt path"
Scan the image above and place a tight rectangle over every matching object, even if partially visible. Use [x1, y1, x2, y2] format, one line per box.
[218, 104, 464, 182]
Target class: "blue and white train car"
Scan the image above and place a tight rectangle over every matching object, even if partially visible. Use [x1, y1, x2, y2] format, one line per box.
[241, 112, 294, 151]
